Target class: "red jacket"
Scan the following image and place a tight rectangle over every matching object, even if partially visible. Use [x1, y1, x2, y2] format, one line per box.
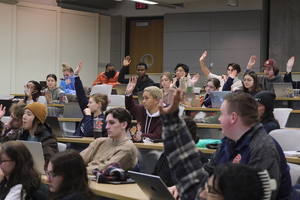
[92, 71, 120, 88]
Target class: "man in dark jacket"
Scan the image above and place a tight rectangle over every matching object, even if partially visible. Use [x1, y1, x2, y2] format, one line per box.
[165, 91, 292, 200]
[118, 56, 154, 94]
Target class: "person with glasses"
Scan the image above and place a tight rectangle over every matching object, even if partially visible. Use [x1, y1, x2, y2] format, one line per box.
[0, 141, 48, 199]
[164, 90, 292, 200]
[199, 51, 242, 91]
[194, 78, 221, 123]
[46, 149, 95, 200]
[173, 63, 200, 92]
[242, 70, 262, 96]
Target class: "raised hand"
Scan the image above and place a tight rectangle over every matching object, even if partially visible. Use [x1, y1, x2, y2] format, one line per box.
[74, 60, 83, 75]
[83, 108, 91, 116]
[159, 89, 183, 115]
[123, 56, 131, 67]
[247, 55, 257, 70]
[0, 104, 6, 119]
[286, 56, 295, 74]
[191, 73, 200, 85]
[221, 74, 228, 83]
[125, 77, 137, 95]
[199, 51, 207, 62]
[228, 69, 238, 79]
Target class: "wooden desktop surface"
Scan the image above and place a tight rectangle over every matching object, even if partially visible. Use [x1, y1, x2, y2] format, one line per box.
[41, 176, 149, 200]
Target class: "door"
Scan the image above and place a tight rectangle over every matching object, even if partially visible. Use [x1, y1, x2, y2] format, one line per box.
[127, 17, 163, 74]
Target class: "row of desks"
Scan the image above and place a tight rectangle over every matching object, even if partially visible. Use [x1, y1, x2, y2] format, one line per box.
[57, 137, 300, 164]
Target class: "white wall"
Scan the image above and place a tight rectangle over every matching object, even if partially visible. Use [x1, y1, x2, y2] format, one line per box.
[108, 0, 263, 17]
[0, 2, 103, 95]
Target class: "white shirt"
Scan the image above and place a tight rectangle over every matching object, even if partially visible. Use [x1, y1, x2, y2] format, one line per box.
[5, 184, 26, 200]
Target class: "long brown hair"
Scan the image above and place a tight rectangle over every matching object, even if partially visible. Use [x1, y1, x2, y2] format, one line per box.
[48, 149, 94, 200]
[0, 141, 41, 200]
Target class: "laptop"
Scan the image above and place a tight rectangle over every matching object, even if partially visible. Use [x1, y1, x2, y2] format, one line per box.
[183, 93, 200, 107]
[0, 99, 13, 116]
[39, 81, 47, 90]
[45, 116, 64, 137]
[18, 140, 45, 174]
[273, 83, 293, 97]
[115, 84, 128, 95]
[128, 171, 175, 200]
[210, 91, 232, 108]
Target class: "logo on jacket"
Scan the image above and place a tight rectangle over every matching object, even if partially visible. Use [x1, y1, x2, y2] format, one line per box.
[233, 154, 241, 163]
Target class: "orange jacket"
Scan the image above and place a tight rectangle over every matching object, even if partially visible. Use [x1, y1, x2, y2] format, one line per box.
[92, 71, 120, 88]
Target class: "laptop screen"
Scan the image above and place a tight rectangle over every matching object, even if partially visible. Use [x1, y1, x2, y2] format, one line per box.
[210, 91, 231, 108]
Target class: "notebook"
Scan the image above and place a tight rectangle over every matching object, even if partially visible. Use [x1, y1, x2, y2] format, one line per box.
[18, 140, 45, 174]
[273, 83, 293, 97]
[283, 151, 300, 157]
[45, 116, 64, 137]
[210, 91, 232, 108]
[183, 92, 200, 107]
[128, 171, 176, 200]
[115, 84, 128, 95]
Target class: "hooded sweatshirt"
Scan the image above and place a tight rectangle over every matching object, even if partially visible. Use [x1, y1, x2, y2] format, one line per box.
[125, 94, 162, 139]
[259, 73, 283, 92]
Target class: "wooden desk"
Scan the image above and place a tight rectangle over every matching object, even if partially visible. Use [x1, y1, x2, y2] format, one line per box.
[197, 123, 221, 129]
[41, 176, 148, 200]
[57, 137, 94, 144]
[58, 118, 82, 122]
[286, 156, 300, 164]
[48, 104, 64, 107]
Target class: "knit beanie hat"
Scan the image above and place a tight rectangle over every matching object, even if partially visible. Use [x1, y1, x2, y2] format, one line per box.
[254, 91, 276, 112]
[25, 102, 47, 124]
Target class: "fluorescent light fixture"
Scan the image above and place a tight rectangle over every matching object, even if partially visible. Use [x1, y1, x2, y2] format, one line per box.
[228, 0, 238, 6]
[131, 0, 158, 5]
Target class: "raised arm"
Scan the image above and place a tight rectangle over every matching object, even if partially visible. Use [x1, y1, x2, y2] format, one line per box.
[246, 55, 257, 70]
[199, 51, 211, 77]
[286, 56, 294, 74]
[118, 56, 131, 84]
[74, 60, 89, 112]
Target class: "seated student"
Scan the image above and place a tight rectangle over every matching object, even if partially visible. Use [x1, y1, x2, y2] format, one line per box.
[46, 149, 95, 200]
[199, 51, 242, 91]
[0, 141, 48, 200]
[125, 77, 162, 140]
[254, 91, 280, 133]
[80, 107, 138, 174]
[118, 56, 154, 94]
[165, 90, 292, 200]
[92, 63, 120, 88]
[152, 116, 208, 187]
[283, 56, 300, 88]
[18, 102, 58, 162]
[173, 63, 200, 92]
[44, 74, 68, 117]
[0, 103, 26, 143]
[62, 62, 76, 95]
[246, 56, 284, 92]
[160, 72, 175, 105]
[242, 70, 262, 96]
[67, 61, 108, 152]
[193, 78, 221, 124]
[18, 80, 47, 105]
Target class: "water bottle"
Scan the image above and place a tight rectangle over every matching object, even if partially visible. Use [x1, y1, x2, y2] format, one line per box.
[60, 78, 66, 92]
[93, 118, 103, 139]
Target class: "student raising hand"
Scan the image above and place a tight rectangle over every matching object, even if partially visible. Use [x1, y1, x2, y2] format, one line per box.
[125, 77, 137, 95]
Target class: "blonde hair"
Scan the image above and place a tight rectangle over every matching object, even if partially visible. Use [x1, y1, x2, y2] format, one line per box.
[62, 63, 74, 73]
[91, 93, 109, 112]
[144, 86, 163, 99]
[160, 72, 173, 87]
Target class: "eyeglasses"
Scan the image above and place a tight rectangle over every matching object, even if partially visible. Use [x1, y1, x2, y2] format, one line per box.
[227, 69, 235, 72]
[243, 78, 253, 82]
[205, 182, 223, 198]
[45, 171, 56, 181]
[0, 159, 12, 164]
[175, 70, 185, 73]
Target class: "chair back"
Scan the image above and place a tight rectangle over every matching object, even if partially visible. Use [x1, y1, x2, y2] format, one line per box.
[287, 163, 300, 185]
[108, 95, 125, 107]
[90, 85, 113, 95]
[273, 108, 292, 128]
[270, 129, 300, 151]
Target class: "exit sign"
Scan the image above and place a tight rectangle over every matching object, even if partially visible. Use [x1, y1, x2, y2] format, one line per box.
[136, 2, 148, 9]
